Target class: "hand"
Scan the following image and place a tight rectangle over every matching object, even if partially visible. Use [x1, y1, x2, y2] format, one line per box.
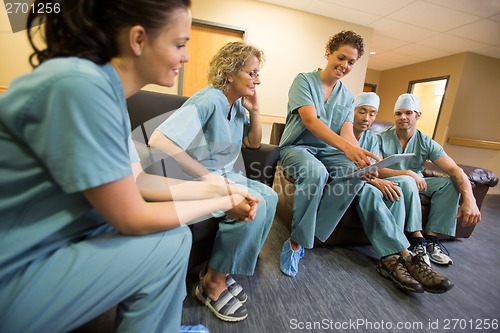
[456, 200, 481, 226]
[225, 193, 260, 222]
[360, 170, 378, 181]
[242, 92, 259, 113]
[370, 178, 401, 202]
[344, 146, 381, 168]
[408, 171, 427, 191]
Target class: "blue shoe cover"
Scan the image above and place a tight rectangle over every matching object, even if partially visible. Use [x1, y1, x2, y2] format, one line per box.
[180, 324, 210, 332]
[280, 239, 304, 277]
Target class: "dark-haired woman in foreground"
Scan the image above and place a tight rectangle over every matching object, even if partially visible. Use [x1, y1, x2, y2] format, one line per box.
[0, 1, 256, 332]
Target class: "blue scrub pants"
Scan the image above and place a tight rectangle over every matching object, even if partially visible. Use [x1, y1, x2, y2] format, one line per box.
[0, 224, 191, 333]
[209, 172, 277, 275]
[355, 184, 410, 257]
[395, 176, 459, 236]
[280, 146, 364, 249]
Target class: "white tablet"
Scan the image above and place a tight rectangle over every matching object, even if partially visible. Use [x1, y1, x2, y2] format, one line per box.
[344, 153, 415, 178]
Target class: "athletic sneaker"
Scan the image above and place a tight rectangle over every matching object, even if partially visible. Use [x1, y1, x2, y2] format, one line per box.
[426, 239, 453, 265]
[409, 241, 431, 266]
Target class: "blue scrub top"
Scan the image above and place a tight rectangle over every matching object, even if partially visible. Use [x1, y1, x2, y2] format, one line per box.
[155, 86, 249, 174]
[377, 126, 446, 175]
[359, 129, 381, 156]
[279, 69, 354, 148]
[0, 58, 133, 279]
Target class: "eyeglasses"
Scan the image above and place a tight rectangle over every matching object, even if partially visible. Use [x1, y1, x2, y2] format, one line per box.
[240, 69, 260, 80]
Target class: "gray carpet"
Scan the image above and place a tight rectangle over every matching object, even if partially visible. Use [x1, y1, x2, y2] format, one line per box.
[182, 194, 500, 333]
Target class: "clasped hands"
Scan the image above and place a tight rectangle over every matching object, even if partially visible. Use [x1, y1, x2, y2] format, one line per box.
[203, 173, 260, 223]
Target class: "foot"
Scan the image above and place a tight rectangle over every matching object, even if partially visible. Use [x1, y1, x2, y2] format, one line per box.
[409, 241, 431, 266]
[280, 239, 304, 277]
[426, 239, 453, 265]
[180, 324, 210, 332]
[195, 282, 248, 322]
[199, 265, 248, 303]
[404, 253, 454, 293]
[377, 255, 424, 293]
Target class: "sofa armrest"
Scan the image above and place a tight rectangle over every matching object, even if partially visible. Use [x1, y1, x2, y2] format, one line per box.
[241, 143, 280, 187]
[422, 161, 499, 189]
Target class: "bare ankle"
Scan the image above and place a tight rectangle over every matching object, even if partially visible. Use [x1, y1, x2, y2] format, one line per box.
[290, 239, 301, 251]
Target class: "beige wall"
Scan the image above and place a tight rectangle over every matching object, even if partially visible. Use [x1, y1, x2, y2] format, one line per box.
[365, 68, 381, 89]
[190, 0, 372, 141]
[375, 53, 500, 195]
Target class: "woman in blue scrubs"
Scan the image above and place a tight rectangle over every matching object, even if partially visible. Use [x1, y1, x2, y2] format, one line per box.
[149, 41, 277, 322]
[278, 31, 379, 277]
[0, 1, 255, 332]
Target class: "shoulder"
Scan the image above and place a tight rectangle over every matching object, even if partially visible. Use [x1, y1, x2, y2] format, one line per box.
[415, 130, 439, 146]
[377, 126, 396, 138]
[188, 86, 224, 105]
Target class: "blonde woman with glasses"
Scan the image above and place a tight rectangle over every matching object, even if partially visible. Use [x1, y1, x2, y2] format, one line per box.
[149, 41, 277, 322]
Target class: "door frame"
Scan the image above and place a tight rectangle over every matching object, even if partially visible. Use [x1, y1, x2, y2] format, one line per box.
[408, 75, 450, 139]
[178, 19, 247, 95]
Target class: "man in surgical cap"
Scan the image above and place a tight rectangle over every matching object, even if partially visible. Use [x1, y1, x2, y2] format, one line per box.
[377, 93, 481, 267]
[350, 92, 453, 294]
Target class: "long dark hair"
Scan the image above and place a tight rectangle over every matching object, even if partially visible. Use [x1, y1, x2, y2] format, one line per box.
[27, 0, 191, 67]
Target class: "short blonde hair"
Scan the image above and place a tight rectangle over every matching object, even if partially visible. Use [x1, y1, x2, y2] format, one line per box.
[208, 42, 264, 92]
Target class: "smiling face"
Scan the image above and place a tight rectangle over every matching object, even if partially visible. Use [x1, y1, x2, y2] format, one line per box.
[394, 108, 420, 132]
[325, 45, 358, 80]
[226, 55, 261, 99]
[138, 8, 192, 87]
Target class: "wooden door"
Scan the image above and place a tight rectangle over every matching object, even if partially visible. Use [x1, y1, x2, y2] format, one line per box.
[181, 22, 244, 97]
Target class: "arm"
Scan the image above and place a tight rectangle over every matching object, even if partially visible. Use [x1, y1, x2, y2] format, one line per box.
[83, 174, 256, 235]
[149, 130, 225, 183]
[339, 121, 360, 147]
[131, 162, 248, 202]
[378, 167, 428, 192]
[298, 105, 380, 166]
[433, 155, 481, 225]
[242, 92, 262, 149]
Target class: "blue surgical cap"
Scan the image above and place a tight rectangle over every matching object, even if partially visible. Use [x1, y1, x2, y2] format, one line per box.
[354, 92, 380, 111]
[394, 93, 421, 113]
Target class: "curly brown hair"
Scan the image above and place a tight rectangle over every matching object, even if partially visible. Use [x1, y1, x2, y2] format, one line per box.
[207, 42, 264, 92]
[325, 30, 364, 59]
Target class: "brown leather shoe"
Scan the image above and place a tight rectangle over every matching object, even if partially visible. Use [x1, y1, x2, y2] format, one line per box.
[377, 255, 424, 293]
[405, 253, 454, 293]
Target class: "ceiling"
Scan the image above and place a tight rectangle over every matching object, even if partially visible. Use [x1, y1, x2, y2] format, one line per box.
[254, 0, 500, 71]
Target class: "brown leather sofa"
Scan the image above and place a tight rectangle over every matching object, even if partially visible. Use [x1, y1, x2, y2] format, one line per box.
[270, 121, 499, 246]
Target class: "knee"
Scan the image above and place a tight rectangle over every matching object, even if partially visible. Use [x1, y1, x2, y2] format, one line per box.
[159, 226, 192, 256]
[362, 184, 384, 200]
[397, 176, 419, 192]
[441, 177, 460, 195]
[297, 164, 329, 185]
[268, 190, 279, 207]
